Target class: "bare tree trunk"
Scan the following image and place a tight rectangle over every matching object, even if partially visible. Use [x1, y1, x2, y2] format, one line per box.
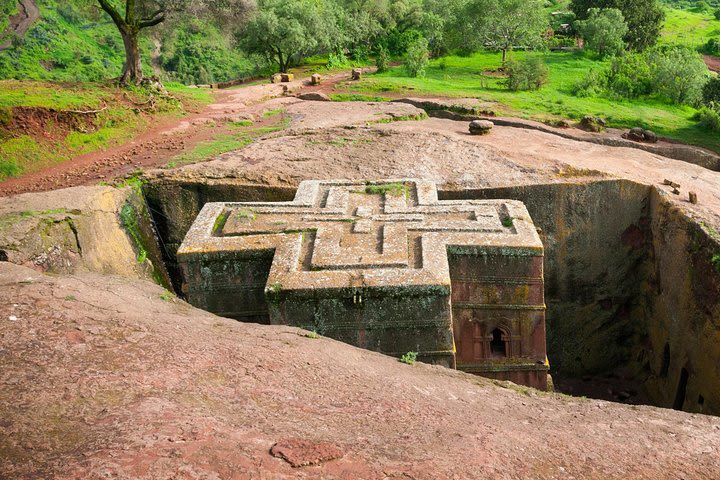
[120, 30, 142, 84]
[501, 48, 507, 65]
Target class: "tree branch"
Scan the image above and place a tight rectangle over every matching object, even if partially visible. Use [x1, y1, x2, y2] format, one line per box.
[97, 0, 127, 32]
[139, 12, 166, 29]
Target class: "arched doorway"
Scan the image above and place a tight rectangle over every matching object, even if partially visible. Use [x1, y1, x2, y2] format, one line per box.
[490, 328, 507, 358]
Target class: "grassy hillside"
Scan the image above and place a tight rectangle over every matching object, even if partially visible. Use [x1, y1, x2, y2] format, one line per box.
[0, 1, 268, 84]
[660, 6, 720, 49]
[340, 51, 720, 153]
[0, 80, 212, 180]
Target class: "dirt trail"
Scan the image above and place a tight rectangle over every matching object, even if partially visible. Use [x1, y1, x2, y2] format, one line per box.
[0, 0, 39, 50]
[0, 73, 349, 196]
[704, 54, 720, 73]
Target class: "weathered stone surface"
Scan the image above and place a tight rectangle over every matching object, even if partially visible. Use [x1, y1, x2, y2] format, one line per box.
[0, 186, 169, 285]
[177, 179, 548, 388]
[624, 127, 658, 143]
[270, 439, 343, 467]
[310, 73, 322, 85]
[469, 119, 494, 135]
[579, 115, 606, 132]
[298, 92, 331, 102]
[281, 73, 294, 82]
[271, 73, 283, 84]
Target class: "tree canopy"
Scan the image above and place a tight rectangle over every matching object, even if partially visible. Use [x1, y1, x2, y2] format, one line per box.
[570, 0, 665, 51]
[575, 8, 628, 58]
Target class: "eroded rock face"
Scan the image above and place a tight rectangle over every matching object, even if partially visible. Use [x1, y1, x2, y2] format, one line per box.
[297, 92, 331, 102]
[2, 262, 720, 479]
[0, 186, 168, 284]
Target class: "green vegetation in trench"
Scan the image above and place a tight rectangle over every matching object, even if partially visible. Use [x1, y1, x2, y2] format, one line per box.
[0, 80, 212, 181]
[338, 50, 720, 153]
[365, 182, 409, 197]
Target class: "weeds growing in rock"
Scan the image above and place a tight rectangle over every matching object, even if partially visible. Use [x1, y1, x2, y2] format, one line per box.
[400, 351, 418, 365]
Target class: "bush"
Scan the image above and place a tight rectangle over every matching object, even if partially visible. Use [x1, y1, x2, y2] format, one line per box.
[404, 37, 429, 78]
[647, 46, 709, 106]
[703, 76, 720, 105]
[504, 56, 549, 91]
[326, 50, 349, 69]
[702, 37, 720, 56]
[573, 69, 607, 97]
[606, 53, 653, 98]
[694, 103, 720, 131]
[375, 45, 389, 73]
[715, 8, 720, 20]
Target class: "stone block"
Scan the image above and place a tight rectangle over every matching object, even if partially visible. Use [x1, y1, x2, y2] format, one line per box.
[178, 180, 548, 389]
[469, 120, 494, 135]
[311, 73, 322, 85]
[281, 73, 294, 82]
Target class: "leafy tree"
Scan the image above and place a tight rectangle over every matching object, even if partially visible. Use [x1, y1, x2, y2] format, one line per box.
[240, 0, 340, 73]
[570, 0, 665, 51]
[97, 0, 252, 84]
[404, 37, 429, 77]
[715, 8, 720, 20]
[460, 0, 549, 64]
[375, 44, 390, 73]
[575, 8, 628, 58]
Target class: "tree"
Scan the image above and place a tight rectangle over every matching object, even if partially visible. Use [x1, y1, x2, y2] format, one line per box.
[404, 37, 429, 77]
[460, 0, 548, 64]
[575, 8, 628, 58]
[240, 0, 339, 73]
[504, 56, 549, 90]
[98, 0, 252, 85]
[648, 46, 709, 106]
[570, 0, 665, 51]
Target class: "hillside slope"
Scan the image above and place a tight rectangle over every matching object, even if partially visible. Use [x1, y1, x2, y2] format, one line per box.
[0, 0, 265, 84]
[1, 260, 719, 479]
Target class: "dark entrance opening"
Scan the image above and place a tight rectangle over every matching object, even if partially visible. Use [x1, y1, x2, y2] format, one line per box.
[0, 250, 7, 262]
[673, 367, 689, 410]
[660, 343, 670, 377]
[490, 328, 506, 357]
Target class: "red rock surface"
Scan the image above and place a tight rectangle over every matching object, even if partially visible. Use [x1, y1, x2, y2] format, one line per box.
[1, 262, 720, 479]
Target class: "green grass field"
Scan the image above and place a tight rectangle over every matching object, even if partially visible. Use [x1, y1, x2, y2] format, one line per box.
[338, 50, 720, 153]
[660, 6, 720, 49]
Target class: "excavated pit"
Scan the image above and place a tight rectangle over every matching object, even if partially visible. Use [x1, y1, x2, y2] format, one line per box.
[142, 177, 720, 415]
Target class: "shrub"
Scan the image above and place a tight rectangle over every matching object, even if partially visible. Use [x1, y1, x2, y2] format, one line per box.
[647, 46, 709, 106]
[327, 50, 349, 69]
[574, 8, 628, 58]
[694, 103, 720, 131]
[704, 77, 720, 105]
[399, 351, 418, 365]
[573, 69, 607, 97]
[350, 45, 370, 64]
[702, 37, 720, 56]
[606, 53, 653, 98]
[375, 45, 389, 73]
[504, 56, 549, 91]
[715, 8, 720, 20]
[404, 37, 429, 78]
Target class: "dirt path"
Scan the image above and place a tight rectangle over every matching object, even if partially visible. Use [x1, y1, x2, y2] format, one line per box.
[0, 73, 350, 196]
[704, 54, 720, 73]
[0, 0, 39, 50]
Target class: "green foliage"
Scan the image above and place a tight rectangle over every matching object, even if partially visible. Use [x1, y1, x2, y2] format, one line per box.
[711, 252, 720, 273]
[239, 0, 340, 73]
[606, 53, 653, 98]
[399, 351, 418, 365]
[694, 103, 720, 130]
[504, 56, 549, 91]
[365, 182, 409, 196]
[702, 37, 720, 55]
[326, 49, 349, 69]
[457, 0, 549, 63]
[160, 290, 175, 301]
[119, 202, 149, 264]
[0, 158, 21, 180]
[647, 46, 709, 105]
[570, 0, 665, 51]
[329, 93, 390, 102]
[375, 45, 390, 73]
[715, 8, 720, 20]
[404, 37, 429, 77]
[575, 8, 628, 57]
[703, 76, 720, 104]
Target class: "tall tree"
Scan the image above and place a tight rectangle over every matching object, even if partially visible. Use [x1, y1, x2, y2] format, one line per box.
[570, 0, 664, 51]
[575, 8, 628, 58]
[460, 0, 548, 64]
[98, 0, 252, 84]
[97, 0, 180, 84]
[240, 0, 339, 73]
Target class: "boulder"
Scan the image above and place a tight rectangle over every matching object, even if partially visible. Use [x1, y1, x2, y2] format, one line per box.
[469, 119, 494, 135]
[311, 73, 322, 85]
[281, 73, 294, 82]
[351, 68, 362, 81]
[579, 115, 606, 132]
[271, 73, 283, 84]
[623, 127, 658, 143]
[298, 92, 331, 102]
